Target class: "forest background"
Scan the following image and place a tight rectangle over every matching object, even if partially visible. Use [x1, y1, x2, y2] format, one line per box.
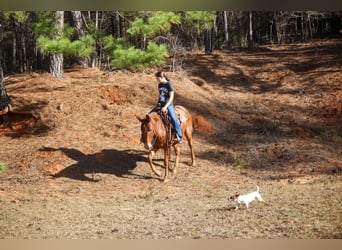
[0, 11, 341, 78]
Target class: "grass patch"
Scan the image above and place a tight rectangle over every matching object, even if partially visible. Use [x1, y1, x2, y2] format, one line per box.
[232, 152, 251, 171]
[0, 162, 6, 175]
[262, 118, 281, 133]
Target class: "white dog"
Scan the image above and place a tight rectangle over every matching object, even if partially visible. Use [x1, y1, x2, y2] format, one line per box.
[228, 186, 264, 210]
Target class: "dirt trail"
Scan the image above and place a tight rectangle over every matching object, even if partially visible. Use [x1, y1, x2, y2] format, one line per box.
[0, 39, 341, 239]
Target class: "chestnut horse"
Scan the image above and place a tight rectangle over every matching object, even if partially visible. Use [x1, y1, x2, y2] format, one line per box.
[137, 105, 196, 181]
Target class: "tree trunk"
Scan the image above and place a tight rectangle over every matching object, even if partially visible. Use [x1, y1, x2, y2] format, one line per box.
[307, 13, 313, 40]
[71, 11, 86, 39]
[18, 32, 26, 73]
[204, 28, 211, 53]
[50, 11, 64, 78]
[91, 11, 99, 68]
[223, 11, 230, 48]
[274, 11, 291, 45]
[301, 12, 305, 41]
[71, 11, 87, 67]
[0, 79, 11, 111]
[249, 11, 253, 49]
[238, 11, 246, 47]
[0, 26, 11, 113]
[0, 25, 3, 80]
[50, 54, 64, 78]
[11, 33, 17, 73]
[0, 56, 3, 81]
[115, 11, 121, 37]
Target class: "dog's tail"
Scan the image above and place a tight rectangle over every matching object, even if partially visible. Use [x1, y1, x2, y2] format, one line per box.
[256, 185, 260, 192]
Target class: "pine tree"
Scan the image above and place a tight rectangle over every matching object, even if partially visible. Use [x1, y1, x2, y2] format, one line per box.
[34, 11, 95, 78]
[104, 11, 180, 71]
[50, 11, 64, 78]
[71, 11, 87, 66]
[185, 11, 217, 52]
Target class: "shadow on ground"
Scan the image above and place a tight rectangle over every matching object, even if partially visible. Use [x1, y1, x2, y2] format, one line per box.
[40, 147, 151, 182]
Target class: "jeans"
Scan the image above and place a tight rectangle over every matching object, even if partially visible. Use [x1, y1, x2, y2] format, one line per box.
[167, 104, 182, 140]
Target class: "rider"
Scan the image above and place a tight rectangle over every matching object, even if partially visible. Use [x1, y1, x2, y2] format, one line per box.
[150, 71, 182, 144]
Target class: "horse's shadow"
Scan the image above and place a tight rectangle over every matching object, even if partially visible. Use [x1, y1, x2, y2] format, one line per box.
[41, 147, 152, 182]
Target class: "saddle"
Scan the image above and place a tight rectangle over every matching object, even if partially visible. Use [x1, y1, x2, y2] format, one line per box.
[156, 107, 187, 146]
[156, 108, 187, 130]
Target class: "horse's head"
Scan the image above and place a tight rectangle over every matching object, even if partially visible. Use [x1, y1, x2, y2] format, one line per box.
[136, 114, 157, 151]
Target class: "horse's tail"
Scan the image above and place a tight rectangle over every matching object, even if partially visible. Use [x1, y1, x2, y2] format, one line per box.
[193, 114, 213, 134]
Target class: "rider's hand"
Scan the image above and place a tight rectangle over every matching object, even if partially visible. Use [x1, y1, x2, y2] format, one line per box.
[161, 107, 167, 113]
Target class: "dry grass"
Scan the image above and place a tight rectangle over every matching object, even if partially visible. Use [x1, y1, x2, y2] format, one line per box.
[1, 174, 341, 239]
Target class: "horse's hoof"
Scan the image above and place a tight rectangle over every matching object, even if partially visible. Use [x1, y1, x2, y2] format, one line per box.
[155, 171, 162, 177]
[162, 178, 168, 183]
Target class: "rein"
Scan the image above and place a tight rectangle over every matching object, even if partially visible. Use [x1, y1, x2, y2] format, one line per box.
[149, 132, 158, 151]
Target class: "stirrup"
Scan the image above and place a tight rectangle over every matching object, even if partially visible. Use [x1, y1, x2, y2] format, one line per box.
[172, 136, 182, 145]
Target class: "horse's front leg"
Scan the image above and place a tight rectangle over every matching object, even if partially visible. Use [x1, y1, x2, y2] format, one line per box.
[148, 150, 161, 178]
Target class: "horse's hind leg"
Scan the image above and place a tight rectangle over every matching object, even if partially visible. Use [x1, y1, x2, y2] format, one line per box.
[187, 137, 196, 167]
[185, 126, 196, 167]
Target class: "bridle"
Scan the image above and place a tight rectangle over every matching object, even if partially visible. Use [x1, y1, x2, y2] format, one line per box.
[140, 111, 172, 154]
[142, 121, 158, 152]
[149, 133, 158, 151]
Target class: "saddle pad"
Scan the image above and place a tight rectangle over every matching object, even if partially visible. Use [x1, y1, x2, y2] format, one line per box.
[178, 114, 188, 123]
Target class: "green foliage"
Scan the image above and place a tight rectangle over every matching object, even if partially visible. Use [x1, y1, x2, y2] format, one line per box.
[34, 12, 95, 59]
[232, 152, 250, 170]
[38, 35, 95, 59]
[103, 36, 126, 52]
[104, 11, 178, 71]
[32, 11, 215, 72]
[127, 18, 145, 37]
[33, 11, 59, 37]
[111, 42, 168, 71]
[3, 11, 28, 23]
[69, 35, 95, 59]
[127, 11, 181, 39]
[0, 162, 6, 175]
[37, 36, 70, 55]
[112, 46, 144, 70]
[145, 42, 169, 66]
[185, 11, 217, 33]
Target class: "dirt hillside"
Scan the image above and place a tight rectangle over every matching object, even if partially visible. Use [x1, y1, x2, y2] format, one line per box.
[0, 39, 341, 239]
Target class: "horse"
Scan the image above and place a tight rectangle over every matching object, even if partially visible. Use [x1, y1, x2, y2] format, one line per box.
[137, 105, 196, 182]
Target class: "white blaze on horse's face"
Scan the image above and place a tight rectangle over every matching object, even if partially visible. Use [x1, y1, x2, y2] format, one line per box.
[141, 120, 154, 151]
